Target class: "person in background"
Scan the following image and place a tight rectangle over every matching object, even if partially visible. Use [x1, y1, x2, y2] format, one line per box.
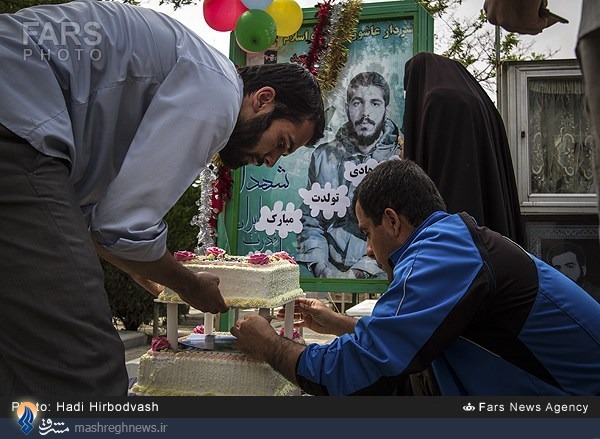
[546, 242, 600, 303]
[402, 52, 524, 246]
[0, 1, 324, 397]
[484, 0, 600, 234]
[576, 1, 600, 230]
[232, 159, 600, 395]
[296, 72, 400, 279]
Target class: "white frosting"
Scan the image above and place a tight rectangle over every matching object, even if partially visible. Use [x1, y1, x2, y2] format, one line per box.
[131, 349, 298, 396]
[158, 258, 304, 307]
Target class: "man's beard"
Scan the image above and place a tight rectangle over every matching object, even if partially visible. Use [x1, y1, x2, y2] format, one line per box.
[349, 116, 385, 146]
[219, 112, 271, 169]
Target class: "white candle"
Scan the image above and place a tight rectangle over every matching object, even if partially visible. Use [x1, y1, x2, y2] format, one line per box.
[284, 301, 294, 339]
[166, 303, 178, 351]
[204, 312, 214, 335]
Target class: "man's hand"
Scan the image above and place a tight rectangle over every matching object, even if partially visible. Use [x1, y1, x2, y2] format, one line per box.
[231, 314, 305, 385]
[176, 271, 227, 314]
[230, 315, 278, 362]
[276, 298, 357, 336]
[484, 0, 565, 35]
[93, 241, 228, 314]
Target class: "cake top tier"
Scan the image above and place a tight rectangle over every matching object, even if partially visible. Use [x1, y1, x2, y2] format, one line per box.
[173, 247, 297, 267]
[158, 246, 304, 308]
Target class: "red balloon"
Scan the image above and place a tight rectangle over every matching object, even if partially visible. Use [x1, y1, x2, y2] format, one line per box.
[203, 0, 248, 32]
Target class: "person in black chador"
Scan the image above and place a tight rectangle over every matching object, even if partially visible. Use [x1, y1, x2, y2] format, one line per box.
[402, 52, 525, 245]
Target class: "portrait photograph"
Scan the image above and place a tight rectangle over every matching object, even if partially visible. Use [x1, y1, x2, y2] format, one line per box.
[226, 2, 432, 292]
[528, 221, 600, 303]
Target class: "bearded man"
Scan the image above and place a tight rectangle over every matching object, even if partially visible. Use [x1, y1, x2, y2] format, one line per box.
[0, 0, 324, 397]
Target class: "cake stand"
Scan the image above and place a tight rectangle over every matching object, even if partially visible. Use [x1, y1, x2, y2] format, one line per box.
[154, 299, 296, 351]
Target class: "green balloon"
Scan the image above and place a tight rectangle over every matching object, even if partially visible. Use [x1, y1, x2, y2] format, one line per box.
[235, 9, 277, 53]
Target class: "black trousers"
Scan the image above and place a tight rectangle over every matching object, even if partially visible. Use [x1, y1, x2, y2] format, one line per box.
[0, 127, 128, 396]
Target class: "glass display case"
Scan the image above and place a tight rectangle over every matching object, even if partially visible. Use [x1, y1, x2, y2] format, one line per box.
[501, 59, 596, 214]
[501, 60, 599, 286]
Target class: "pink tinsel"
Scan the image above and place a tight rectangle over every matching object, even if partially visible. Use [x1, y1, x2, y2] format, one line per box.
[210, 165, 233, 229]
[300, 0, 333, 75]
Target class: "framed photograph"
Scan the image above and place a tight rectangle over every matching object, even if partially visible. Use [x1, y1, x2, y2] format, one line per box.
[219, 1, 433, 293]
[527, 219, 600, 302]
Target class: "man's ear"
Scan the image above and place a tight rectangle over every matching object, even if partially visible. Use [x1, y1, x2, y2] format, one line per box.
[252, 86, 276, 113]
[382, 208, 402, 237]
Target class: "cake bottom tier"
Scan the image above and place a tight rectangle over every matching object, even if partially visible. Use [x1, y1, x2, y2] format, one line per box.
[131, 350, 299, 396]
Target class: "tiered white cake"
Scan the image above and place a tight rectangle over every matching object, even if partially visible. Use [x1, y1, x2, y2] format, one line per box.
[157, 248, 304, 308]
[133, 248, 303, 396]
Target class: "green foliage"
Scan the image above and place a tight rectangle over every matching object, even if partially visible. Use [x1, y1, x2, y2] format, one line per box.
[104, 183, 201, 331]
[416, 0, 461, 18]
[157, 0, 196, 11]
[1, 0, 68, 14]
[417, 0, 556, 95]
[164, 182, 202, 253]
[102, 260, 154, 331]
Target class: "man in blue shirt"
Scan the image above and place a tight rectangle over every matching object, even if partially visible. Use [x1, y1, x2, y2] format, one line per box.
[0, 0, 324, 396]
[233, 159, 600, 395]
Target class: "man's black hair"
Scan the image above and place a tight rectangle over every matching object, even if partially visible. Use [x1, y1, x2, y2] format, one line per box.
[547, 242, 587, 267]
[238, 63, 325, 146]
[353, 159, 446, 227]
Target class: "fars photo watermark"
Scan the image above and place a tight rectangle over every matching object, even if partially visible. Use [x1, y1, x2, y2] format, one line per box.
[21, 20, 102, 61]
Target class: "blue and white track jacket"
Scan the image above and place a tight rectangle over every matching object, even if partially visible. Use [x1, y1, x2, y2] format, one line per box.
[296, 211, 600, 395]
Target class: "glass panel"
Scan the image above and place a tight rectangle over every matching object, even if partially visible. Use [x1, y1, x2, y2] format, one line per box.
[528, 78, 594, 194]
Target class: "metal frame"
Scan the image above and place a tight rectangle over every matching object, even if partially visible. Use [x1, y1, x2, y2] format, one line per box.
[501, 59, 597, 215]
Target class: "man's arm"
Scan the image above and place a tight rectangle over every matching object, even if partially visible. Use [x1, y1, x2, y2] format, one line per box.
[94, 241, 228, 314]
[232, 299, 358, 385]
[230, 315, 305, 385]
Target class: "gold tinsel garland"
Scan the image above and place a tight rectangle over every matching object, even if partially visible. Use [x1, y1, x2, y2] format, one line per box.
[317, 0, 362, 93]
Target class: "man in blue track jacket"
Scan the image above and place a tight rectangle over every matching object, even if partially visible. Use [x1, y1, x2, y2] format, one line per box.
[232, 159, 600, 395]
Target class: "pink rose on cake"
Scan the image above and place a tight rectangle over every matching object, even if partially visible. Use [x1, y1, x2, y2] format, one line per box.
[272, 251, 297, 265]
[151, 337, 172, 351]
[173, 250, 197, 262]
[193, 325, 204, 334]
[278, 327, 304, 344]
[248, 252, 271, 265]
[205, 246, 226, 258]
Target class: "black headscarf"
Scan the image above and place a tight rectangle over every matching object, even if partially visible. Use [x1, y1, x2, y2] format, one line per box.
[403, 52, 524, 245]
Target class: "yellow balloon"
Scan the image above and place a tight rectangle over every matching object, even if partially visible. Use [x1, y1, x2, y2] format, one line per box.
[265, 0, 303, 37]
